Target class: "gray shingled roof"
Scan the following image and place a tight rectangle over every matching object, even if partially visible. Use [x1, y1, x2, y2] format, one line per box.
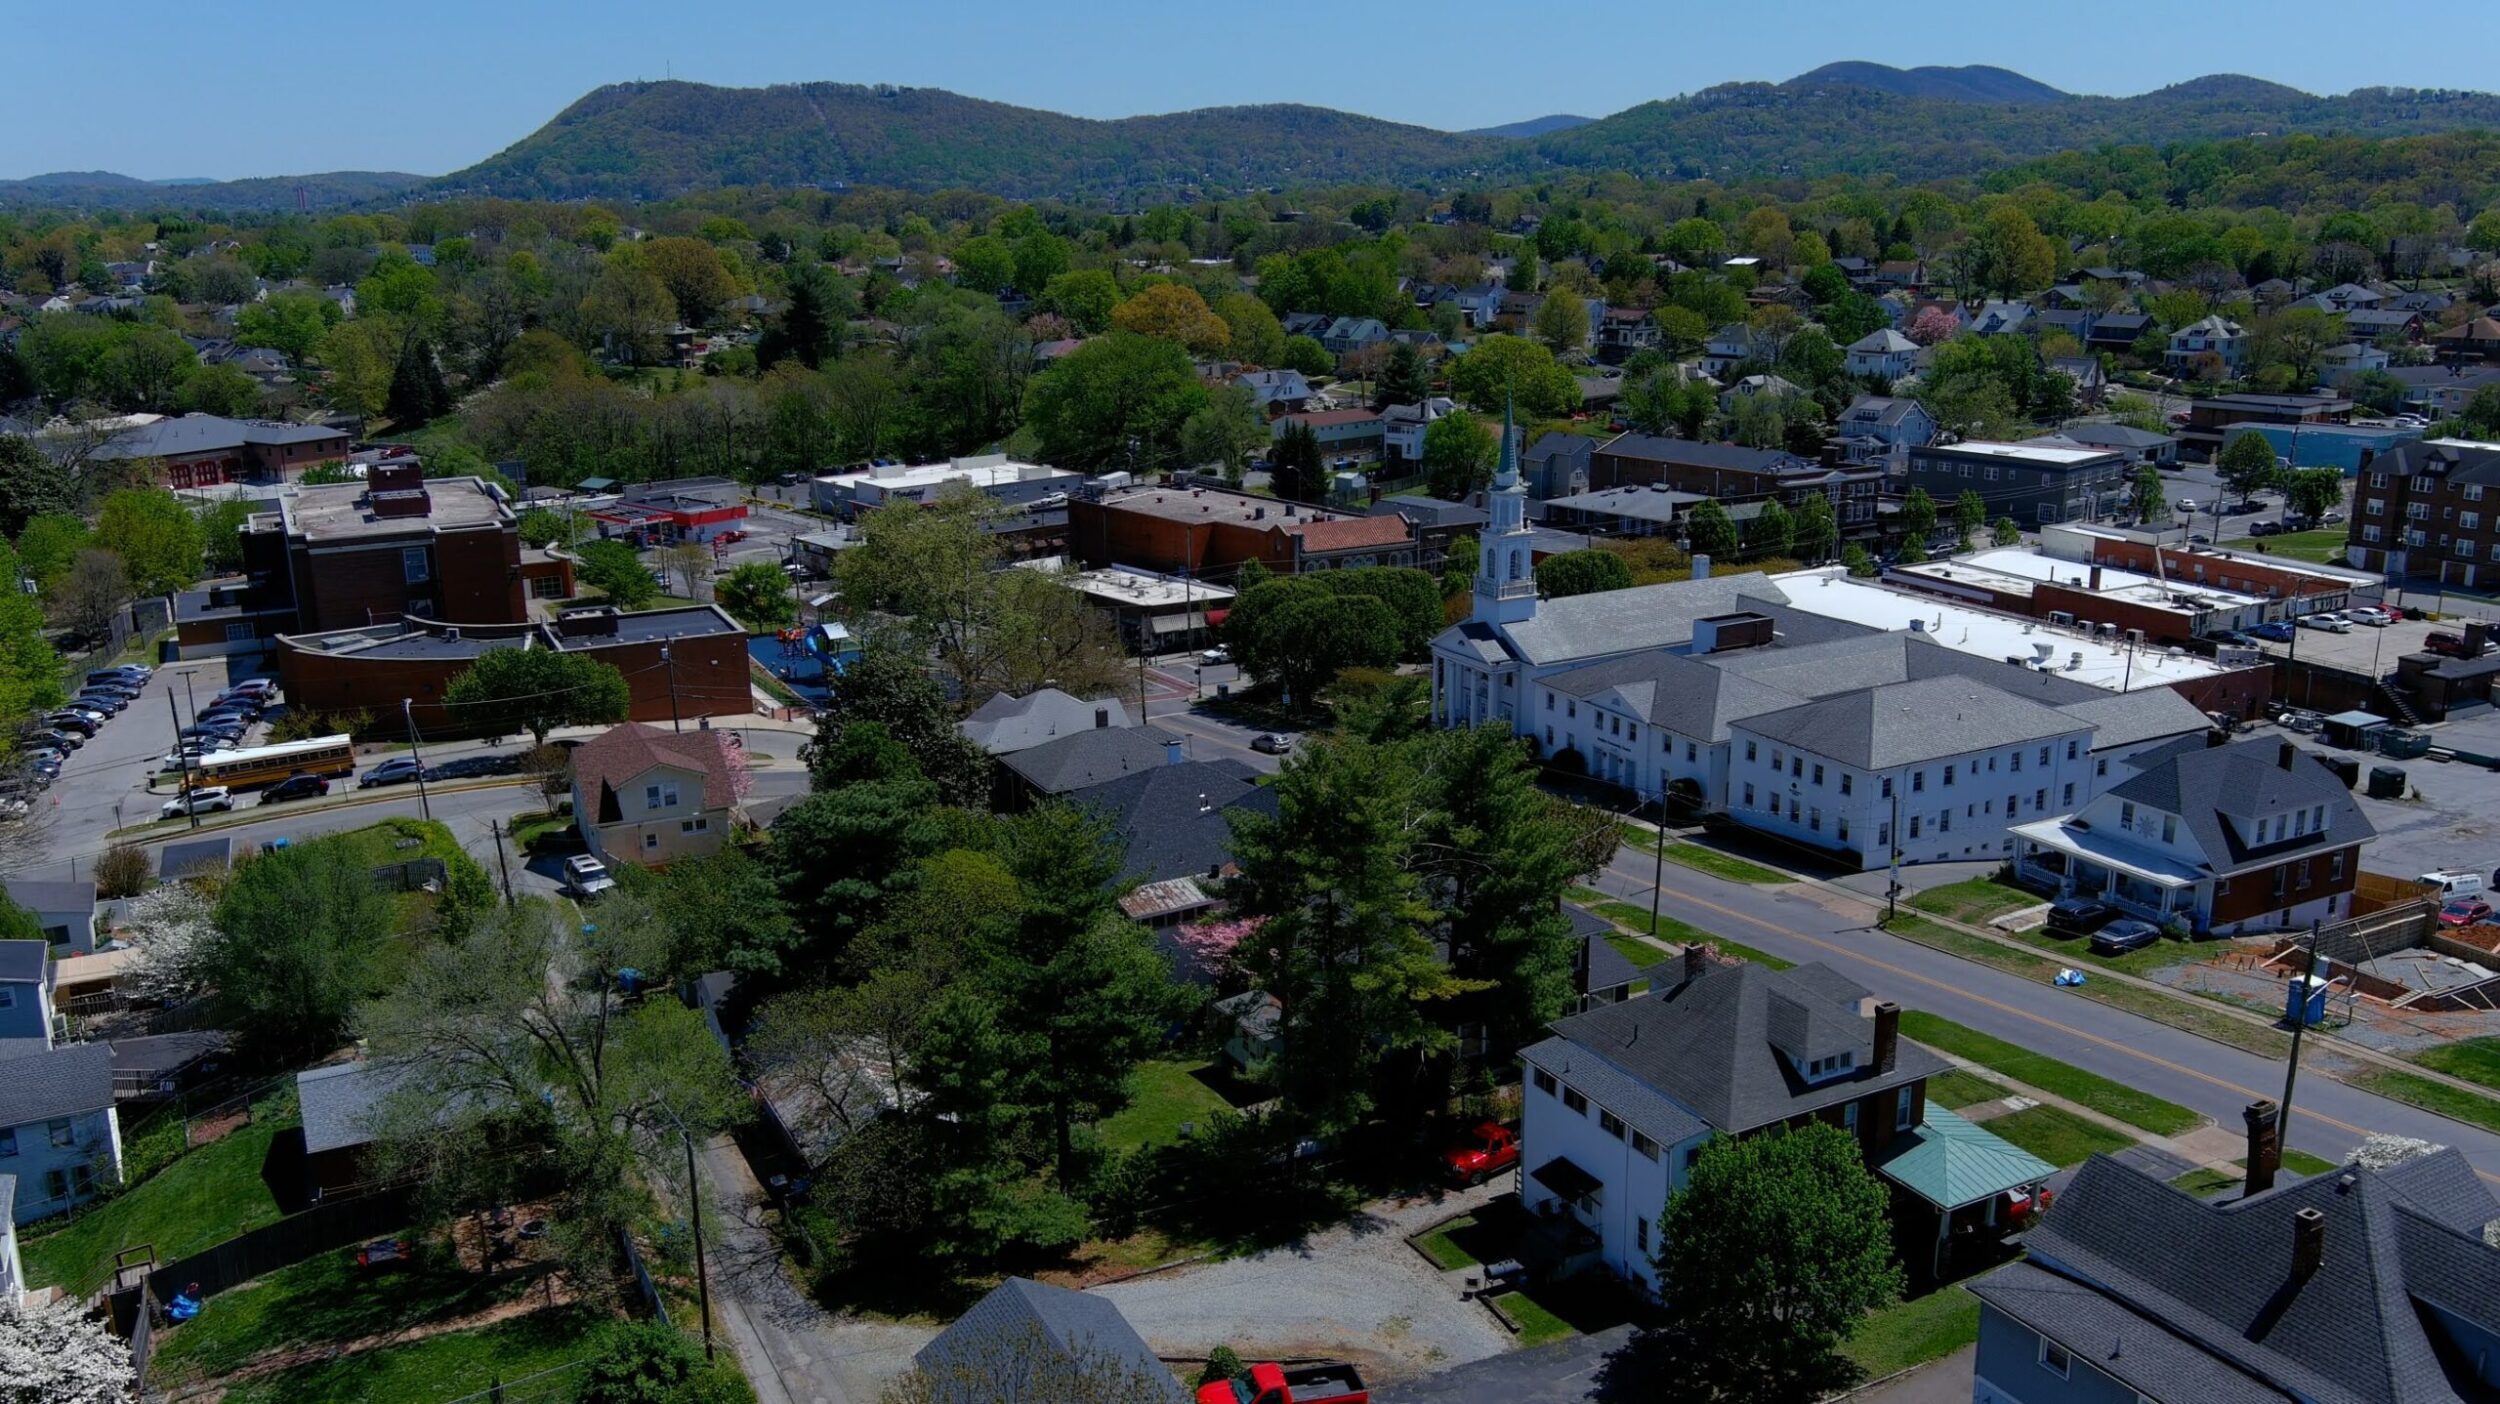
[913, 1277, 1184, 1403]
[1519, 1035, 1710, 1149]
[2056, 689, 2213, 752]
[957, 689, 1134, 756]
[1502, 573, 1795, 666]
[1068, 758, 1274, 885]
[297, 1060, 399, 1156]
[3, 879, 95, 914]
[0, 940, 42, 984]
[1976, 1148, 2500, 1404]
[2105, 737, 2376, 872]
[1542, 960, 1945, 1136]
[1738, 675, 2087, 771]
[1540, 651, 1806, 742]
[999, 726, 1185, 796]
[0, 1042, 114, 1128]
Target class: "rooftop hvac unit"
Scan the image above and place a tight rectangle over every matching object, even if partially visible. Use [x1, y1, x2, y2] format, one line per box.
[2048, 610, 2076, 626]
[2125, 628, 2147, 646]
[2067, 652, 2084, 671]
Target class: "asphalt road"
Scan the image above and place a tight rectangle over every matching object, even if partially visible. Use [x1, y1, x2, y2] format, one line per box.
[1593, 842, 2500, 1179]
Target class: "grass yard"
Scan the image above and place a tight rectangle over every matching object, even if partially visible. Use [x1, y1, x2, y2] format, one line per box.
[1898, 1011, 2197, 1136]
[1412, 1213, 1489, 1271]
[1843, 1286, 1982, 1380]
[2221, 528, 2348, 565]
[2171, 1167, 2241, 1198]
[215, 1303, 607, 1404]
[1982, 1104, 2136, 1166]
[1908, 877, 2039, 925]
[1924, 1068, 2012, 1110]
[1659, 843, 1790, 885]
[2413, 1037, 2500, 1092]
[2276, 1149, 2340, 1177]
[1587, 899, 1793, 970]
[22, 1089, 298, 1296]
[1492, 1290, 1576, 1348]
[1097, 1060, 1234, 1153]
[2346, 1067, 2500, 1135]
[148, 1235, 541, 1386]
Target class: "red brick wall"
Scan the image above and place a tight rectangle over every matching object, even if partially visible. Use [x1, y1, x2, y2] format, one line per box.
[288, 527, 527, 632]
[2081, 539, 2347, 602]
[280, 628, 751, 735]
[1069, 500, 1296, 574]
[2213, 844, 2360, 924]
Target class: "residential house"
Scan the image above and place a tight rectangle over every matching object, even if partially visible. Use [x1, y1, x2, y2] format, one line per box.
[1595, 306, 1661, 365]
[568, 722, 744, 867]
[0, 942, 50, 1053]
[3, 880, 95, 954]
[1903, 440, 2132, 528]
[1874, 260, 1925, 290]
[2029, 308, 2097, 344]
[913, 1278, 1185, 1403]
[1830, 396, 1940, 467]
[997, 727, 1187, 804]
[2012, 736, 2373, 935]
[0, 1042, 118, 1224]
[2039, 422, 2179, 466]
[2166, 314, 2248, 375]
[1970, 1139, 2500, 1404]
[1521, 953, 2048, 1295]
[2340, 307, 2424, 345]
[1449, 285, 1504, 331]
[2388, 289, 2454, 315]
[2083, 313, 2154, 355]
[1279, 311, 1332, 341]
[1968, 301, 2034, 337]
[2322, 341, 2394, 384]
[1234, 369, 1313, 417]
[2430, 316, 2500, 361]
[2312, 281, 2385, 312]
[2047, 355, 2108, 406]
[1844, 329, 1919, 381]
[1319, 316, 1390, 358]
[1272, 407, 1386, 459]
[1522, 431, 1597, 501]
[2077, 267, 2148, 289]
[2386, 364, 2500, 419]
[1380, 398, 1458, 464]
[2251, 276, 2301, 306]
[1073, 759, 1277, 974]
[958, 690, 1134, 755]
[1700, 324, 1758, 378]
[1719, 373, 1804, 411]
[1567, 906, 1644, 1012]
[2035, 284, 2093, 312]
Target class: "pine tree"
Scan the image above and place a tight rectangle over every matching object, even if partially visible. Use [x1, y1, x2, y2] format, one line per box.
[1374, 341, 1429, 408]
[385, 332, 449, 425]
[1269, 420, 1326, 502]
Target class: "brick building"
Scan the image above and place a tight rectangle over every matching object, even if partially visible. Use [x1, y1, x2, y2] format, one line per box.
[1902, 440, 2130, 529]
[239, 465, 545, 633]
[2344, 437, 2500, 587]
[89, 413, 350, 489]
[2176, 391, 2352, 461]
[1590, 434, 1882, 534]
[1068, 484, 1418, 577]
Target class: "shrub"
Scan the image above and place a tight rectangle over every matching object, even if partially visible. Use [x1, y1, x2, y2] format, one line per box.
[94, 842, 151, 898]
[1200, 1347, 1246, 1388]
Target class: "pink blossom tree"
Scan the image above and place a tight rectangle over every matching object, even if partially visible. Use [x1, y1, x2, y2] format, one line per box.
[1173, 914, 1262, 979]
[1906, 306, 1960, 346]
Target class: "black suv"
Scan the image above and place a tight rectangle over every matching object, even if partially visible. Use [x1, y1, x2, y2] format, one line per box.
[2045, 897, 2117, 938]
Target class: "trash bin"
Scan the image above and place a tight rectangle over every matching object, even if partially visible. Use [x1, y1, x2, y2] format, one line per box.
[2308, 752, 2360, 789]
[2367, 765, 2408, 799]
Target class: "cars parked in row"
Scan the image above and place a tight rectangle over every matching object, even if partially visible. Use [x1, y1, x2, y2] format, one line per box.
[260, 773, 332, 804]
[2298, 612, 2352, 634]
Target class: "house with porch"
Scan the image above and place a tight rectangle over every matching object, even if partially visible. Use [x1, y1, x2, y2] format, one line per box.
[1519, 950, 2050, 1296]
[568, 722, 745, 867]
[2010, 736, 2373, 935]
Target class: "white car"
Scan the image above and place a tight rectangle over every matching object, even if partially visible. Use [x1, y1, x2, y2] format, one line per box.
[563, 854, 618, 898]
[1199, 647, 1230, 666]
[2176, 498, 2199, 515]
[2299, 612, 2352, 633]
[2344, 605, 2395, 627]
[160, 786, 234, 819]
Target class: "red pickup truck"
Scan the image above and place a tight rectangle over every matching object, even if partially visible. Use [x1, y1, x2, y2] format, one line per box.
[1198, 1361, 1369, 1404]
[1441, 1120, 1521, 1185]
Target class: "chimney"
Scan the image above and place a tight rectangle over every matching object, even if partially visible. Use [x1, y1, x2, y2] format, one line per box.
[1872, 1001, 1900, 1073]
[2292, 1206, 2326, 1279]
[1094, 706, 1110, 729]
[2089, 565, 2104, 592]
[2243, 1099, 2282, 1196]
[1682, 942, 1716, 983]
[2279, 739, 2298, 771]
[2207, 727, 2231, 748]
[1690, 553, 1711, 580]
[1164, 738, 1185, 766]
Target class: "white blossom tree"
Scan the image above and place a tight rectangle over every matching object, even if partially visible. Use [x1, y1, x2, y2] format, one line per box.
[120, 882, 218, 1006]
[0, 1296, 136, 1404]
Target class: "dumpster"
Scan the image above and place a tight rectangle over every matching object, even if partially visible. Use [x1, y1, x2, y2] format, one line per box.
[2308, 752, 2360, 788]
[2367, 765, 2408, 799]
[2377, 730, 2432, 760]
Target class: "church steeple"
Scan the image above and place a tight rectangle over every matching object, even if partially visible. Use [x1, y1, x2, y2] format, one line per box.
[1473, 389, 1538, 626]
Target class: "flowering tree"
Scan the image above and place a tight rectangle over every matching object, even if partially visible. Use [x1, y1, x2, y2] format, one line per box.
[1173, 915, 1262, 980]
[0, 1295, 136, 1404]
[1906, 306, 1960, 346]
[121, 882, 218, 1006]
[721, 735, 755, 801]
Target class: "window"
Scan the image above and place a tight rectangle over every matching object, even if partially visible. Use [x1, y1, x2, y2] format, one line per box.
[1685, 741, 1697, 762]
[2040, 746, 2051, 767]
[1562, 1087, 1588, 1115]
[1837, 818, 1850, 843]
[1896, 1085, 1915, 1130]
[1808, 807, 1821, 833]
[1771, 749, 1784, 770]
[2033, 789, 2046, 811]
[1636, 1216, 1650, 1253]
[1631, 1131, 1659, 1161]
[1911, 771, 1925, 793]
[1812, 764, 1824, 786]
[2063, 783, 2075, 805]
[1908, 815, 1922, 839]
[2038, 1340, 2072, 1379]
[1532, 1068, 1557, 1095]
[681, 817, 709, 834]
[1877, 822, 1890, 847]
[1544, 692, 1553, 711]
[2332, 852, 2347, 881]
[531, 575, 566, 599]
[2465, 512, 2483, 531]
[1944, 764, 1956, 787]
[643, 832, 660, 851]
[2009, 750, 2021, 773]
[1742, 783, 1755, 807]
[1880, 776, 1893, 799]
[2162, 815, 2177, 844]
[2296, 859, 2311, 886]
[401, 546, 431, 583]
[0, 987, 12, 1010]
[1843, 1101, 1859, 1132]
[1840, 773, 1853, 796]
[2066, 740, 2079, 760]
[2470, 484, 2488, 502]
[645, 782, 680, 809]
[1746, 741, 1757, 762]
[2096, 756, 2108, 778]
[223, 621, 257, 643]
[2120, 801, 2136, 830]
[0, 1126, 14, 1157]
[1627, 725, 1638, 743]
[1598, 1109, 1625, 1140]
[1567, 701, 1577, 718]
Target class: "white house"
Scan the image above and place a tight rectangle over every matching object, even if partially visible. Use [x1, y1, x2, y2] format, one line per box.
[0, 1041, 120, 1224]
[4, 880, 97, 955]
[0, 1176, 20, 1300]
[1844, 329, 1919, 381]
[1381, 397, 1458, 463]
[0, 942, 51, 1049]
[2166, 314, 2248, 375]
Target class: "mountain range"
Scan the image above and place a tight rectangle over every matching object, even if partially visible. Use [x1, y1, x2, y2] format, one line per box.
[17, 62, 2500, 210]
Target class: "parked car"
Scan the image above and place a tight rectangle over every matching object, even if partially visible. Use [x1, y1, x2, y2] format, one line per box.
[2208, 630, 2257, 647]
[2298, 613, 2351, 633]
[2176, 498, 2199, 514]
[1199, 646, 1230, 665]
[218, 679, 279, 702]
[43, 712, 99, 737]
[2249, 520, 2283, 538]
[1440, 1121, 1520, 1186]
[2045, 898, 2118, 938]
[1250, 732, 1294, 755]
[2441, 898, 2496, 927]
[2424, 870, 2487, 899]
[2427, 631, 2487, 659]
[359, 756, 426, 789]
[2089, 919, 2164, 956]
[32, 729, 81, 752]
[562, 854, 617, 898]
[260, 773, 332, 804]
[86, 667, 150, 689]
[426, 754, 518, 780]
[2320, 509, 2347, 525]
[179, 723, 246, 745]
[160, 786, 235, 819]
[2251, 621, 2297, 642]
[71, 691, 127, 714]
[2344, 606, 2395, 627]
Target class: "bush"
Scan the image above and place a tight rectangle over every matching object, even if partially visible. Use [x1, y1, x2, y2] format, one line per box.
[94, 842, 150, 898]
[574, 1319, 754, 1404]
[1200, 1346, 1246, 1387]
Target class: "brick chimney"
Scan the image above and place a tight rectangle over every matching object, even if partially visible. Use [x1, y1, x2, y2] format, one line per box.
[2243, 1099, 2282, 1196]
[2279, 739, 2298, 772]
[1682, 942, 1717, 983]
[2292, 1206, 2326, 1278]
[1872, 1001, 1900, 1074]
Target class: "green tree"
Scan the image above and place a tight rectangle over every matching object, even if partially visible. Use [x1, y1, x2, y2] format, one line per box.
[1447, 335, 1578, 420]
[1267, 419, 1326, 503]
[198, 498, 253, 573]
[0, 438, 75, 541]
[1841, 542, 1875, 577]
[385, 332, 450, 425]
[758, 260, 845, 371]
[518, 507, 581, 550]
[95, 488, 202, 594]
[2285, 466, 2345, 523]
[177, 361, 261, 417]
[1179, 384, 1267, 481]
[573, 1319, 750, 1404]
[15, 513, 89, 587]
[1684, 498, 1737, 558]
[1533, 548, 1633, 599]
[1040, 270, 1119, 335]
[1223, 578, 1405, 706]
[1661, 1123, 1903, 1403]
[773, 735, 945, 967]
[1954, 489, 1986, 551]
[717, 560, 798, 630]
[49, 549, 129, 646]
[235, 291, 339, 365]
[1532, 287, 1588, 355]
[1792, 494, 1837, 564]
[209, 835, 399, 1058]
[808, 640, 992, 806]
[1421, 408, 1497, 501]
[1213, 292, 1287, 366]
[2217, 429, 2283, 501]
[1374, 341, 1430, 408]
[440, 647, 631, 744]
[1111, 283, 1231, 354]
[1962, 204, 2059, 300]
[575, 539, 660, 609]
[1899, 486, 1938, 548]
[1278, 335, 1333, 377]
[1992, 517, 2022, 547]
[1020, 333, 1210, 473]
[2130, 465, 2168, 524]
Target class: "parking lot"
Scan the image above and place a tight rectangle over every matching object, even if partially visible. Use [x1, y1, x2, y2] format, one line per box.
[2252, 613, 2454, 673]
[2340, 710, 2500, 880]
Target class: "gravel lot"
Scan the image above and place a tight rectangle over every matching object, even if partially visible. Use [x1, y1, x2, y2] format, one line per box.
[2348, 711, 2500, 878]
[1092, 1181, 1514, 1382]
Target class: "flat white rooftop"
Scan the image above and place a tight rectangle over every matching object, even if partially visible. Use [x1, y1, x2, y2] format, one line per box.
[816, 454, 1077, 492]
[1057, 565, 1237, 609]
[1898, 549, 2267, 612]
[1771, 568, 2241, 692]
[1927, 439, 2119, 466]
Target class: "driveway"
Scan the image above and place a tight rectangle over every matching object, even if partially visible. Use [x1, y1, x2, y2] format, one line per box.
[1093, 1182, 1513, 1382]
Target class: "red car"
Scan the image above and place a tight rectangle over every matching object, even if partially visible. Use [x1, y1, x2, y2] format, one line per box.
[1440, 1120, 1520, 1186]
[2439, 898, 2494, 927]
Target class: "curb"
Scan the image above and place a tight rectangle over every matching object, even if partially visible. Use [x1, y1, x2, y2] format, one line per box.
[107, 775, 538, 843]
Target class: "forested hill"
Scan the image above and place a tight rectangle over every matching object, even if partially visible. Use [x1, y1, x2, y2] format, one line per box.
[435, 81, 1505, 202]
[0, 169, 424, 213]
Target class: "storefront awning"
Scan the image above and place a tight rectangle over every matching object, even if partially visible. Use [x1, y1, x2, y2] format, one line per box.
[1875, 1105, 2056, 1212]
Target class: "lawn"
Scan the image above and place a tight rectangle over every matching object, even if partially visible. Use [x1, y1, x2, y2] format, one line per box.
[1924, 1068, 2011, 1110]
[1898, 1011, 2198, 1136]
[1491, 1290, 1576, 1348]
[1412, 1213, 1490, 1271]
[2275, 1149, 2340, 1177]
[2413, 1037, 2500, 1092]
[2346, 1067, 2500, 1135]
[1658, 844, 1790, 885]
[1097, 1060, 1234, 1153]
[216, 1303, 606, 1404]
[22, 1088, 297, 1296]
[1982, 1104, 2136, 1166]
[2170, 1167, 2241, 1198]
[1843, 1286, 1981, 1380]
[1587, 899, 1794, 971]
[148, 1234, 541, 1387]
[2221, 527, 2348, 565]
[1908, 877, 2039, 925]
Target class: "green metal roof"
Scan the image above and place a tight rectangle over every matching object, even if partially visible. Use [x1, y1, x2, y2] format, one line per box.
[1875, 1105, 2057, 1211]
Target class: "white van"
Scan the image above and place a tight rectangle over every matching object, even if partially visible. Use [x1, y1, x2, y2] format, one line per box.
[2422, 870, 2486, 899]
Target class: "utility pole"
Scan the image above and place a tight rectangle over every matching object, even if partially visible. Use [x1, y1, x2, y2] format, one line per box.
[489, 820, 515, 903]
[403, 698, 433, 822]
[2279, 919, 2324, 1146]
[663, 1107, 715, 1362]
[1648, 786, 1667, 939]
[660, 645, 683, 734]
[1886, 785, 1903, 923]
[167, 689, 198, 829]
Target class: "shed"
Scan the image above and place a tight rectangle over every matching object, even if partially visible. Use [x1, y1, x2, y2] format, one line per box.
[2320, 709, 2388, 749]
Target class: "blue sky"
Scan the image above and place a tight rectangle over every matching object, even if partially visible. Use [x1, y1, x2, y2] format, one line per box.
[19, 0, 2500, 180]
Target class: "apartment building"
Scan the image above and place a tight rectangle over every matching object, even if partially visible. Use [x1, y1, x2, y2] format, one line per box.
[2345, 437, 2500, 587]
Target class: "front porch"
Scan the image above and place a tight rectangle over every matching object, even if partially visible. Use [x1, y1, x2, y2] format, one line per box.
[1874, 1105, 2057, 1285]
[2008, 820, 2207, 930]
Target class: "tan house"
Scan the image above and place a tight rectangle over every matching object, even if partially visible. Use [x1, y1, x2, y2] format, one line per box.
[568, 722, 744, 866]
